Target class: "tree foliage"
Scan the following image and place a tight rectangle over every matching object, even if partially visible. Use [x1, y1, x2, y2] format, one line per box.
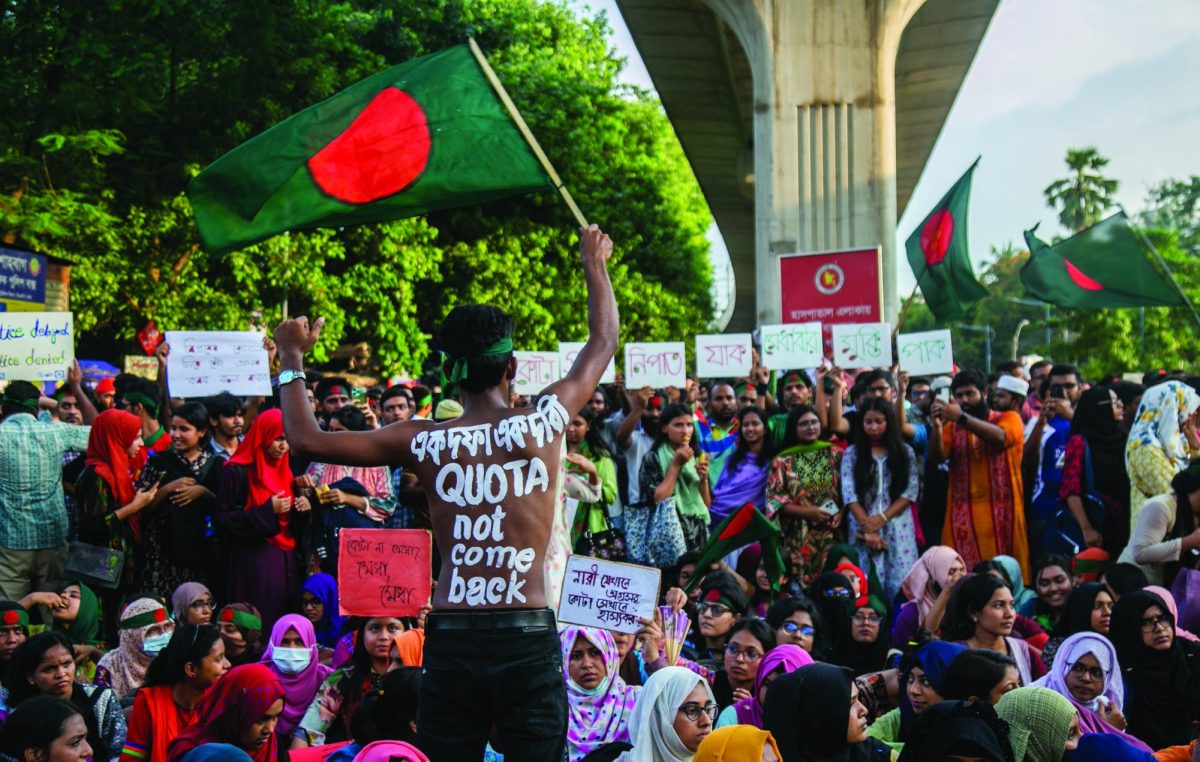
[0, 0, 715, 375]
[1043, 147, 1120, 233]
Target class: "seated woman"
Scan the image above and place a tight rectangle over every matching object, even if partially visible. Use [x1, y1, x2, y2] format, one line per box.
[765, 598, 821, 656]
[764, 663, 890, 762]
[1020, 554, 1075, 633]
[895, 699, 1011, 762]
[609, 666, 715, 762]
[1039, 582, 1113, 668]
[0, 695, 93, 762]
[1065, 733, 1158, 762]
[693, 725, 782, 762]
[559, 626, 639, 762]
[830, 595, 890, 677]
[973, 560, 1050, 650]
[263, 615, 333, 740]
[170, 583, 214, 626]
[324, 667, 423, 762]
[300, 573, 346, 654]
[1120, 460, 1200, 586]
[894, 546, 965, 649]
[216, 604, 264, 667]
[941, 574, 1045, 683]
[95, 597, 175, 704]
[686, 572, 748, 663]
[940, 649, 1021, 705]
[10, 632, 125, 762]
[994, 686, 1081, 762]
[166, 664, 285, 762]
[717, 644, 812, 728]
[809, 572, 855, 663]
[712, 618, 774, 710]
[867, 640, 965, 752]
[50, 581, 105, 673]
[121, 624, 229, 762]
[1031, 631, 1150, 752]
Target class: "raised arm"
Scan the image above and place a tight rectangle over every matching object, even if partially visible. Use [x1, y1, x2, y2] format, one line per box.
[67, 361, 99, 425]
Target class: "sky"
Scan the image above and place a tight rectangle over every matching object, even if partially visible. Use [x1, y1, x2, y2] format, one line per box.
[569, 0, 1200, 305]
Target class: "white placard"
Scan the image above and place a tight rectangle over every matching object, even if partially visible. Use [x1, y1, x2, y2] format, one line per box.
[830, 323, 892, 369]
[558, 342, 616, 384]
[512, 351, 559, 395]
[0, 312, 74, 382]
[165, 331, 271, 397]
[897, 330, 954, 375]
[625, 342, 686, 389]
[760, 322, 823, 370]
[695, 333, 752, 378]
[557, 555, 661, 634]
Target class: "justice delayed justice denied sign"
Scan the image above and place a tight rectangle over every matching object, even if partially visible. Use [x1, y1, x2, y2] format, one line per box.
[779, 247, 883, 349]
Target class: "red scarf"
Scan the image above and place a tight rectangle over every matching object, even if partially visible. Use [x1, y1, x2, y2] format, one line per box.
[166, 664, 284, 762]
[226, 409, 294, 551]
[947, 411, 1017, 567]
[84, 409, 141, 511]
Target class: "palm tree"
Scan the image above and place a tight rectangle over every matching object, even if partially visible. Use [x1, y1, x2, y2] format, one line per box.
[1044, 148, 1119, 232]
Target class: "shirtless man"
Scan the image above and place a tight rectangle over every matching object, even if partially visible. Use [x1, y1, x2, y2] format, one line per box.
[273, 225, 617, 761]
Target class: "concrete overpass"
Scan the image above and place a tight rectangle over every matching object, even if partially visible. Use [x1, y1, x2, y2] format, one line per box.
[615, 0, 1000, 330]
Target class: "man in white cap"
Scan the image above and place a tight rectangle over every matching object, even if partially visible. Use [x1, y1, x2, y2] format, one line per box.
[991, 375, 1029, 415]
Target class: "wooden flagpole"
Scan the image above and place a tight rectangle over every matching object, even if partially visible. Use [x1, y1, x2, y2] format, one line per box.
[468, 37, 589, 228]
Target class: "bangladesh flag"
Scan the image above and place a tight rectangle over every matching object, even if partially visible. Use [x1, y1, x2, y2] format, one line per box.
[1021, 213, 1185, 308]
[683, 504, 785, 594]
[905, 158, 988, 322]
[187, 44, 554, 254]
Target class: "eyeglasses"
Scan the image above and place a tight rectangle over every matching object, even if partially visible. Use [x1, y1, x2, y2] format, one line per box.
[1140, 614, 1172, 632]
[190, 599, 214, 611]
[678, 701, 719, 722]
[852, 613, 882, 625]
[1068, 663, 1105, 682]
[301, 598, 322, 609]
[796, 419, 821, 428]
[697, 602, 731, 617]
[782, 622, 815, 637]
[724, 644, 763, 662]
[822, 588, 852, 599]
[910, 390, 931, 398]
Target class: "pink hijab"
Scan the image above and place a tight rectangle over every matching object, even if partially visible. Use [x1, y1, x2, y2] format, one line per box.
[560, 625, 640, 762]
[732, 644, 813, 728]
[1145, 585, 1200, 642]
[901, 546, 964, 621]
[352, 741, 429, 761]
[261, 614, 333, 737]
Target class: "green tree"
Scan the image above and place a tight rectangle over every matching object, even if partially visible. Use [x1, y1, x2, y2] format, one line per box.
[1044, 147, 1120, 233]
[1141, 176, 1200, 252]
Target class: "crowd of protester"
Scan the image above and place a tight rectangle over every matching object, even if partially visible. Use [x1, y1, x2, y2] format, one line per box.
[1, 332, 1200, 761]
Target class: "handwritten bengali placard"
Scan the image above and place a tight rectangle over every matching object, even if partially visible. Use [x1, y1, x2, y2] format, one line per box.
[830, 323, 892, 369]
[897, 330, 954, 375]
[558, 342, 616, 384]
[625, 342, 686, 389]
[512, 351, 560, 395]
[165, 331, 271, 397]
[760, 322, 823, 370]
[337, 529, 432, 617]
[695, 333, 752, 378]
[0, 311, 74, 381]
[557, 555, 661, 634]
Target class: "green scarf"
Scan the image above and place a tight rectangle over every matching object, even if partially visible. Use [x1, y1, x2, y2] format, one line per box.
[656, 443, 708, 519]
[56, 582, 103, 647]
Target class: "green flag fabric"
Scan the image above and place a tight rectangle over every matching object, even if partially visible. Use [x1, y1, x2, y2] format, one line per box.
[905, 159, 988, 322]
[1021, 213, 1185, 308]
[187, 44, 553, 253]
[683, 504, 785, 594]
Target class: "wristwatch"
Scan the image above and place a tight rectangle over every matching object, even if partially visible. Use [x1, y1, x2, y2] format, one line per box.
[278, 369, 307, 386]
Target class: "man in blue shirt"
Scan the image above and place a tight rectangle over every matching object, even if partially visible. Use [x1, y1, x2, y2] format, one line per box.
[1023, 363, 1082, 558]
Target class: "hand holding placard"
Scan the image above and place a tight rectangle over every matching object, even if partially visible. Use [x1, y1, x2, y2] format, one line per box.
[695, 333, 752, 378]
[0, 312, 74, 381]
[897, 330, 954, 375]
[337, 529, 432, 617]
[830, 323, 892, 369]
[760, 323, 823, 370]
[625, 342, 686, 389]
[557, 555, 660, 634]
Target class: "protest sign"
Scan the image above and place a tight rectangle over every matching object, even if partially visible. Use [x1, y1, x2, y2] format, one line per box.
[625, 342, 686, 389]
[760, 322, 823, 370]
[830, 323, 892, 369]
[695, 333, 752, 378]
[559, 341, 615, 384]
[512, 351, 559, 395]
[164, 331, 271, 397]
[337, 528, 432, 617]
[897, 330, 954, 375]
[0, 311, 74, 382]
[557, 555, 661, 634]
[123, 355, 159, 380]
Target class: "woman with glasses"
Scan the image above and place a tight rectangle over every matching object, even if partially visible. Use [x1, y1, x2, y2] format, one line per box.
[615, 666, 715, 762]
[866, 640, 964, 752]
[830, 595, 890, 677]
[689, 573, 749, 663]
[764, 663, 890, 762]
[714, 618, 774, 709]
[299, 572, 346, 659]
[96, 598, 175, 704]
[717, 644, 811, 729]
[766, 405, 843, 589]
[809, 572, 855, 662]
[1111, 589, 1200, 749]
[765, 598, 821, 656]
[170, 583, 214, 626]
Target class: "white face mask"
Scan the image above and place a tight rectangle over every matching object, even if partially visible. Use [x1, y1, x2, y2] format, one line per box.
[142, 633, 172, 656]
[271, 646, 312, 675]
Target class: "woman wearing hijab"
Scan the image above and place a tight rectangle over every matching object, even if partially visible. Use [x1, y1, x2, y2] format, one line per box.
[559, 626, 639, 762]
[994, 687, 1081, 762]
[216, 409, 308, 633]
[96, 597, 175, 704]
[1145, 584, 1200, 642]
[694, 725, 782, 762]
[50, 581, 104, 653]
[1110, 589, 1200, 749]
[1038, 582, 1113, 668]
[615, 666, 715, 762]
[349, 740, 429, 762]
[809, 572, 856, 662]
[893, 546, 966, 648]
[216, 604, 264, 667]
[830, 594, 890, 677]
[171, 583, 214, 626]
[867, 640, 965, 751]
[262, 614, 333, 739]
[763, 663, 890, 762]
[718, 644, 812, 728]
[1030, 631, 1150, 752]
[301, 573, 347, 651]
[895, 699, 1011, 762]
[1065, 733, 1157, 762]
[166, 664, 285, 762]
[822, 542, 885, 605]
[1060, 386, 1132, 552]
[995, 554, 1036, 612]
[390, 629, 425, 668]
[1126, 380, 1200, 528]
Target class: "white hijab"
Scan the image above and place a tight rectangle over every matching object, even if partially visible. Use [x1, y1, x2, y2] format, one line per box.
[617, 666, 713, 762]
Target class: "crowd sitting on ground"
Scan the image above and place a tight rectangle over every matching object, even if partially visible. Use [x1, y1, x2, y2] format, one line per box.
[2, 332, 1200, 761]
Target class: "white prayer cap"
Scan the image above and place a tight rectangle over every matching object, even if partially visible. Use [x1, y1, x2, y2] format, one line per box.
[996, 375, 1029, 397]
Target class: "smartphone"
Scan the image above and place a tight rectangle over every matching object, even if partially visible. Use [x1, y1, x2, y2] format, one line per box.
[937, 388, 951, 403]
[817, 500, 839, 517]
[1049, 383, 1065, 400]
[351, 386, 367, 402]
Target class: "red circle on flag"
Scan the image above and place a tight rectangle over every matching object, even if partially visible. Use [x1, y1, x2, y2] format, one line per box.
[920, 209, 954, 266]
[1064, 258, 1104, 291]
[2, 610, 19, 625]
[307, 87, 431, 204]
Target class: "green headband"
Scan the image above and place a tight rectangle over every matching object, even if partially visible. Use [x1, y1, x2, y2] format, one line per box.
[218, 606, 262, 632]
[444, 337, 513, 385]
[0, 607, 29, 628]
[734, 383, 753, 396]
[121, 607, 169, 630]
[416, 394, 433, 409]
[0, 394, 37, 413]
[125, 391, 160, 416]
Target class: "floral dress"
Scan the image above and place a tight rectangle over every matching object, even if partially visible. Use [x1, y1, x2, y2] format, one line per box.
[295, 667, 386, 746]
[840, 444, 920, 602]
[765, 444, 842, 588]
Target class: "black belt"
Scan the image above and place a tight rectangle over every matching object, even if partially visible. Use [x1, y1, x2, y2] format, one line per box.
[425, 607, 556, 632]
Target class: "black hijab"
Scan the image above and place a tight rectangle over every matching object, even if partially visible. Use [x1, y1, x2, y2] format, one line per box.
[1053, 582, 1106, 638]
[829, 595, 891, 677]
[896, 700, 1014, 762]
[1070, 386, 1130, 501]
[809, 572, 855, 661]
[763, 663, 890, 762]
[1110, 589, 1200, 750]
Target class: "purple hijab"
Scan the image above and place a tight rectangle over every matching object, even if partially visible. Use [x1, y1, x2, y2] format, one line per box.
[301, 573, 346, 648]
[560, 625, 640, 762]
[709, 452, 768, 525]
[733, 644, 814, 727]
[262, 614, 333, 737]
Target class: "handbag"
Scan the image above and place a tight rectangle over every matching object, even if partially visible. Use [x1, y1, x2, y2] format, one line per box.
[624, 497, 688, 569]
[65, 541, 123, 590]
[574, 505, 627, 562]
[1041, 443, 1107, 556]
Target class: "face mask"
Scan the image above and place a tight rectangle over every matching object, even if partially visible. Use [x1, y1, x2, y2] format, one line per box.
[271, 646, 312, 675]
[142, 633, 172, 656]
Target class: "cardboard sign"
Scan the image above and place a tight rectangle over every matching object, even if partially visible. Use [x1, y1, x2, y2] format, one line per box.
[123, 355, 159, 381]
[695, 333, 752, 378]
[557, 555, 661, 634]
[897, 330, 954, 375]
[625, 342, 686, 389]
[0, 311, 74, 382]
[337, 529, 432, 617]
[760, 323, 823, 370]
[830, 323, 892, 369]
[165, 331, 271, 397]
[558, 341, 616, 384]
[512, 351, 559, 395]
